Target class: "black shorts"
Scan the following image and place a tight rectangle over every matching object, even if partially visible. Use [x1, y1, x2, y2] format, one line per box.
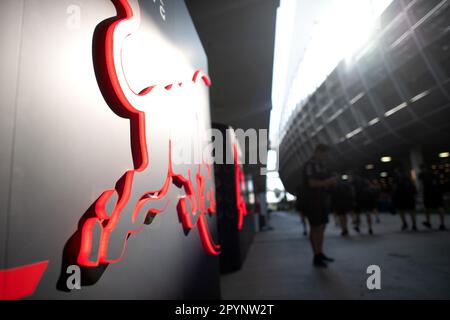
[303, 191, 329, 226]
[424, 193, 444, 209]
[354, 204, 375, 214]
[394, 200, 415, 211]
[334, 208, 348, 216]
[304, 203, 329, 226]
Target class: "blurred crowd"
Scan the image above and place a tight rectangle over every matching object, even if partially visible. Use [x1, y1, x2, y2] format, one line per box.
[296, 164, 448, 238]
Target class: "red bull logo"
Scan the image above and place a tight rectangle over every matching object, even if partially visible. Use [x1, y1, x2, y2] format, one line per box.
[76, 0, 220, 267]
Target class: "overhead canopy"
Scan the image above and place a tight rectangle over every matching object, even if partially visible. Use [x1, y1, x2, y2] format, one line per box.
[186, 0, 280, 192]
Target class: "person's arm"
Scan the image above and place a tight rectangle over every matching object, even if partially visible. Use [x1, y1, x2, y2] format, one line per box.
[308, 177, 336, 188]
[304, 162, 337, 188]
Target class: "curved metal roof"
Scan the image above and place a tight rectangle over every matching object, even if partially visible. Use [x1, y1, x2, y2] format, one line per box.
[278, 0, 450, 192]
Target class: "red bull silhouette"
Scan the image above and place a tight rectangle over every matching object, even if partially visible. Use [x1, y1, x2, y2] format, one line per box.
[77, 0, 220, 267]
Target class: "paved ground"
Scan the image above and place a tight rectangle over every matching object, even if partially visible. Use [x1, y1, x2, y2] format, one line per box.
[220, 211, 450, 299]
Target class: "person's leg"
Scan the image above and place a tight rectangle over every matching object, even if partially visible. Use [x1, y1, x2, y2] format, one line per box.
[317, 224, 334, 262]
[309, 225, 320, 254]
[310, 224, 327, 267]
[375, 209, 380, 223]
[423, 208, 432, 228]
[353, 211, 361, 233]
[351, 211, 356, 225]
[318, 224, 325, 253]
[400, 210, 408, 230]
[438, 207, 446, 230]
[410, 210, 417, 231]
[301, 213, 308, 236]
[366, 210, 373, 234]
[309, 226, 320, 265]
[339, 213, 348, 236]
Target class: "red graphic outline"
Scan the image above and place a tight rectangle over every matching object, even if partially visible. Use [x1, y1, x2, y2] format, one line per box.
[0, 261, 48, 300]
[233, 143, 248, 230]
[77, 0, 219, 267]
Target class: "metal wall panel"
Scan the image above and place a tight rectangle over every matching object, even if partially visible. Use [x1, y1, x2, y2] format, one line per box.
[0, 0, 24, 271]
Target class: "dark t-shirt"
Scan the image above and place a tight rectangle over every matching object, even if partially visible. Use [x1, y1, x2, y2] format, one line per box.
[393, 175, 417, 210]
[353, 177, 377, 211]
[331, 180, 353, 212]
[419, 171, 441, 195]
[419, 171, 443, 208]
[302, 158, 331, 212]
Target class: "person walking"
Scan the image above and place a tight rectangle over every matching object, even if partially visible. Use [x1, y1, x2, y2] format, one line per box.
[393, 168, 418, 231]
[419, 164, 446, 230]
[331, 175, 353, 236]
[353, 176, 376, 235]
[371, 179, 382, 224]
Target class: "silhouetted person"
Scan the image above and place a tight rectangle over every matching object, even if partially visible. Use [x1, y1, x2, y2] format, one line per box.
[419, 164, 446, 230]
[378, 180, 394, 215]
[353, 176, 376, 234]
[393, 169, 417, 231]
[331, 175, 353, 236]
[371, 179, 382, 223]
[302, 144, 337, 268]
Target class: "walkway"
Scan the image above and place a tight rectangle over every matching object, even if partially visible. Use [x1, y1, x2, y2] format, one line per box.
[221, 211, 450, 299]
